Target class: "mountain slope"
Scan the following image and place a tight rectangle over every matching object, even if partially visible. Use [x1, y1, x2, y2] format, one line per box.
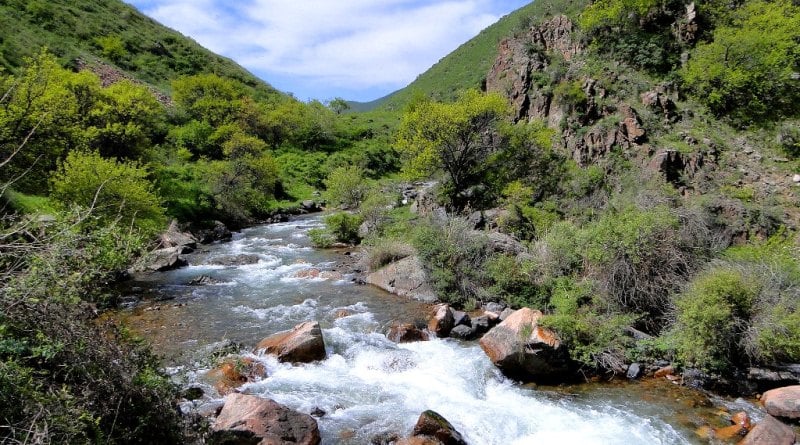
[366, 0, 586, 111]
[0, 0, 278, 97]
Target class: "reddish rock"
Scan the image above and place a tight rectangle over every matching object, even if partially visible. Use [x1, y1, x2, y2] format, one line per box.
[479, 308, 569, 382]
[334, 308, 353, 319]
[387, 323, 430, 343]
[762, 385, 800, 419]
[738, 415, 795, 445]
[654, 365, 675, 379]
[207, 357, 266, 395]
[411, 410, 467, 445]
[715, 412, 751, 441]
[211, 393, 320, 445]
[255, 321, 326, 363]
[428, 304, 455, 338]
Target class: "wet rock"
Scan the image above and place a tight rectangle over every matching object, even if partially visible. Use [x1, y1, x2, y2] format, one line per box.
[301, 200, 321, 212]
[739, 415, 795, 445]
[484, 302, 507, 313]
[310, 407, 326, 418]
[682, 368, 708, 389]
[470, 315, 492, 335]
[293, 269, 343, 280]
[334, 309, 353, 319]
[148, 247, 188, 272]
[187, 275, 222, 286]
[449, 324, 475, 340]
[196, 221, 232, 244]
[410, 410, 467, 445]
[428, 304, 455, 338]
[371, 432, 401, 445]
[366, 256, 437, 303]
[627, 363, 642, 380]
[479, 308, 570, 382]
[209, 254, 261, 267]
[387, 323, 430, 343]
[206, 357, 266, 395]
[255, 321, 326, 363]
[654, 365, 675, 378]
[762, 385, 800, 419]
[451, 310, 470, 327]
[396, 437, 442, 445]
[747, 366, 800, 392]
[159, 220, 198, 251]
[210, 393, 321, 445]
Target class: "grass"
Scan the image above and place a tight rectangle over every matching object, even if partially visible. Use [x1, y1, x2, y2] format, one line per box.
[2, 189, 58, 215]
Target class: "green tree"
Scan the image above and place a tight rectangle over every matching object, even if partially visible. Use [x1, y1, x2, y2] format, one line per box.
[682, 0, 800, 124]
[50, 150, 165, 235]
[172, 73, 243, 126]
[396, 90, 508, 206]
[323, 165, 368, 209]
[328, 97, 350, 115]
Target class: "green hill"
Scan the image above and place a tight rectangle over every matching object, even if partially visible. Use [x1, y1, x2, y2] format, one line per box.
[363, 0, 585, 111]
[0, 0, 278, 97]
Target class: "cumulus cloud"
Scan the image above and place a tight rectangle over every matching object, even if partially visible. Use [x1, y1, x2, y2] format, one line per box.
[126, 0, 529, 101]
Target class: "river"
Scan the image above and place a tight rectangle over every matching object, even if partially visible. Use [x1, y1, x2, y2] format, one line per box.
[118, 215, 760, 444]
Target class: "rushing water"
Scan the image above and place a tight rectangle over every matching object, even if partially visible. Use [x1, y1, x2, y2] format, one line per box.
[118, 215, 751, 444]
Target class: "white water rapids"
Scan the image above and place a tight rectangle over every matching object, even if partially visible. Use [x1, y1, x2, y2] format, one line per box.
[123, 215, 702, 444]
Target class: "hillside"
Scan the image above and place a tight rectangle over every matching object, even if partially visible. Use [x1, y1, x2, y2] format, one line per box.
[0, 0, 278, 97]
[363, 0, 586, 111]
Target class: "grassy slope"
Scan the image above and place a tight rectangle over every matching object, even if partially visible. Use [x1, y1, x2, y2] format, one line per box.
[358, 0, 586, 111]
[0, 0, 278, 97]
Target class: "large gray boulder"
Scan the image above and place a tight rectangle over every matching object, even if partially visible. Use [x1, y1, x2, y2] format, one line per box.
[366, 256, 437, 303]
[255, 321, 326, 363]
[148, 247, 188, 272]
[210, 393, 320, 445]
[479, 308, 570, 382]
[159, 220, 197, 250]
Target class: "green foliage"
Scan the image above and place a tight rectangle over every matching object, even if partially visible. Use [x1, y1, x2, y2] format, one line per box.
[777, 121, 800, 158]
[413, 218, 490, 305]
[541, 277, 636, 369]
[323, 165, 369, 209]
[682, 0, 800, 125]
[309, 212, 363, 247]
[364, 239, 414, 271]
[579, 0, 661, 30]
[486, 255, 545, 308]
[172, 74, 244, 126]
[673, 268, 758, 372]
[396, 90, 508, 206]
[50, 150, 165, 235]
[95, 35, 127, 62]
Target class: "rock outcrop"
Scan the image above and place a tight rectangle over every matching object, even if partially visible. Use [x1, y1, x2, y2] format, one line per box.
[397, 410, 467, 445]
[147, 247, 188, 272]
[210, 393, 320, 445]
[762, 385, 800, 419]
[366, 256, 438, 303]
[428, 304, 455, 337]
[738, 414, 795, 445]
[479, 308, 570, 382]
[254, 321, 326, 363]
[387, 323, 430, 343]
[159, 220, 198, 251]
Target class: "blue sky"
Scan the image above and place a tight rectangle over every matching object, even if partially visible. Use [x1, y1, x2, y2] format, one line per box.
[124, 1, 531, 102]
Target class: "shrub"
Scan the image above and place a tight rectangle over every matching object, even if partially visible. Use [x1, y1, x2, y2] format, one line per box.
[681, 0, 800, 125]
[323, 165, 369, 209]
[50, 150, 165, 236]
[413, 217, 490, 305]
[364, 240, 414, 271]
[673, 267, 758, 372]
[308, 212, 363, 247]
[486, 254, 545, 308]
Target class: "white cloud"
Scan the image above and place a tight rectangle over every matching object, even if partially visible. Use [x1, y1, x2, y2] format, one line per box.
[126, 0, 526, 100]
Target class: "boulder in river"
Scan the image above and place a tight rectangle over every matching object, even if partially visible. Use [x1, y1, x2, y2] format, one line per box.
[428, 304, 455, 338]
[479, 308, 570, 382]
[762, 385, 800, 419]
[206, 357, 266, 395]
[366, 256, 437, 303]
[739, 414, 795, 445]
[159, 220, 198, 251]
[255, 321, 326, 363]
[387, 323, 430, 343]
[210, 393, 320, 445]
[196, 220, 233, 244]
[209, 254, 261, 267]
[148, 247, 188, 272]
[408, 410, 467, 445]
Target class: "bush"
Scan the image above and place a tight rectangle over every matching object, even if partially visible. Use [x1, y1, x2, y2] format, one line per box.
[50, 150, 165, 236]
[308, 212, 363, 247]
[672, 268, 758, 372]
[486, 254, 544, 308]
[323, 165, 369, 209]
[413, 217, 490, 305]
[681, 0, 800, 125]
